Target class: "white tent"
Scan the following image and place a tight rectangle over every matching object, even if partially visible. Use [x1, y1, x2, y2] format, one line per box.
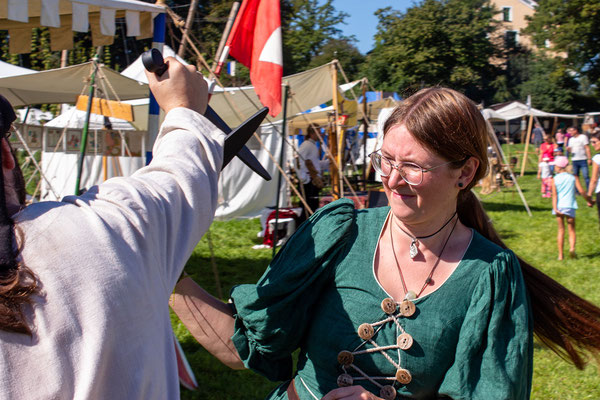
[0, 60, 37, 78]
[45, 105, 135, 130]
[16, 108, 54, 125]
[482, 101, 581, 120]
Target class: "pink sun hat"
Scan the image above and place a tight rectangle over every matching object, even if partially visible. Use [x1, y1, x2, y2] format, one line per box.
[554, 156, 569, 168]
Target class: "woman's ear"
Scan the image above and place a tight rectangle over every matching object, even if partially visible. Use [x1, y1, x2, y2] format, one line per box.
[1, 138, 15, 171]
[457, 157, 479, 187]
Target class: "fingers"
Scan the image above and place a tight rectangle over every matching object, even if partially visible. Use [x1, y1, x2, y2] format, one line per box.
[145, 57, 208, 115]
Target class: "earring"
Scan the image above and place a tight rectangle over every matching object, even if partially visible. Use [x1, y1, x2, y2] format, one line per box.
[457, 182, 464, 188]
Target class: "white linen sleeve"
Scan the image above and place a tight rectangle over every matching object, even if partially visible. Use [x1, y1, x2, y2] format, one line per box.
[62, 107, 224, 290]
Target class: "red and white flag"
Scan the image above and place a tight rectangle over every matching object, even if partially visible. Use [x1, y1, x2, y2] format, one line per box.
[225, 0, 282, 116]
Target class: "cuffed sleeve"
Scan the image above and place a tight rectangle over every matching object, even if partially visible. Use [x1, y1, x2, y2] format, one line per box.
[438, 250, 533, 400]
[230, 199, 355, 381]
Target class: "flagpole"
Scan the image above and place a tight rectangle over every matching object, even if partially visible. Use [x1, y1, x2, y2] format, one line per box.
[272, 85, 289, 258]
[212, 1, 241, 74]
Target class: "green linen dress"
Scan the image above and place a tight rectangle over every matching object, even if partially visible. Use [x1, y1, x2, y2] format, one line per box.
[230, 199, 533, 400]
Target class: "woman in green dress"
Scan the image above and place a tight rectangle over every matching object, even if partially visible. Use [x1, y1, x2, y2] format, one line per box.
[172, 87, 600, 400]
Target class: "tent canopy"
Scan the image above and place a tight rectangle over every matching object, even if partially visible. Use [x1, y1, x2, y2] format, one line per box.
[0, 0, 164, 52]
[482, 101, 581, 121]
[0, 62, 148, 107]
[0, 60, 37, 78]
[45, 105, 135, 130]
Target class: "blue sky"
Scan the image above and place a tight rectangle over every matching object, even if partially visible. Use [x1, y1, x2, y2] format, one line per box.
[330, 0, 415, 54]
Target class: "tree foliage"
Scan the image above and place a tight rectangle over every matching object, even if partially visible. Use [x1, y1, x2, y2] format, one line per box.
[283, 0, 353, 75]
[363, 0, 498, 102]
[524, 0, 600, 86]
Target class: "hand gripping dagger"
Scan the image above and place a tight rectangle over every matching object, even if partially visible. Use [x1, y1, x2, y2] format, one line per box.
[142, 49, 271, 181]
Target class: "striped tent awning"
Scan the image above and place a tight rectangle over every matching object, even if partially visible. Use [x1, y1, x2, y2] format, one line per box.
[0, 0, 166, 53]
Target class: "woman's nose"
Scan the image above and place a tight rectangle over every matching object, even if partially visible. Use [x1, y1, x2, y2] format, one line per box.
[385, 168, 407, 188]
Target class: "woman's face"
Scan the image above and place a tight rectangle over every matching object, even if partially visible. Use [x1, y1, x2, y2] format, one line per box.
[591, 137, 600, 152]
[380, 124, 475, 228]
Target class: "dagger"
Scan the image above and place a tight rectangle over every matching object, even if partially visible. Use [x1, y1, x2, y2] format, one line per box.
[142, 49, 271, 181]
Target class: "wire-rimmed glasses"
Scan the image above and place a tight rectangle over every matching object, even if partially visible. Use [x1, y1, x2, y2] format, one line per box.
[369, 151, 461, 186]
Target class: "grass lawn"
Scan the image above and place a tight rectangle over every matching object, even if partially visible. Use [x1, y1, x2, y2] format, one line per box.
[172, 144, 600, 399]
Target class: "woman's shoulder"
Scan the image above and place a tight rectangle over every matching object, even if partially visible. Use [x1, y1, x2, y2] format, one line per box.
[467, 230, 519, 272]
[593, 154, 600, 164]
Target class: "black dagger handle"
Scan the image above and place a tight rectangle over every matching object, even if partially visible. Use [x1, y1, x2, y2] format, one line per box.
[142, 49, 271, 181]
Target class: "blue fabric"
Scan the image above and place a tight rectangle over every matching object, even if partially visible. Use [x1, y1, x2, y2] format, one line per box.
[571, 159, 590, 189]
[554, 172, 578, 210]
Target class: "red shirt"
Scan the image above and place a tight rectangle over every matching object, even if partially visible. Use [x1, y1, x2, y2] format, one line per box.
[540, 142, 555, 162]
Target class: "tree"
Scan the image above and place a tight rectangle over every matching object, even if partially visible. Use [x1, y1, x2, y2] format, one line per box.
[309, 38, 365, 81]
[283, 0, 351, 75]
[363, 0, 498, 103]
[524, 0, 600, 87]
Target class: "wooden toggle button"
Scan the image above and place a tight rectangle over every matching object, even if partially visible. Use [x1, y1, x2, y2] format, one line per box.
[381, 297, 397, 314]
[357, 323, 375, 340]
[337, 350, 354, 366]
[396, 368, 412, 385]
[337, 373, 353, 387]
[399, 299, 416, 317]
[380, 385, 397, 400]
[397, 332, 413, 350]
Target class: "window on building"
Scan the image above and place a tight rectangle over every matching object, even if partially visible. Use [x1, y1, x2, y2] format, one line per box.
[502, 7, 512, 22]
[505, 30, 518, 47]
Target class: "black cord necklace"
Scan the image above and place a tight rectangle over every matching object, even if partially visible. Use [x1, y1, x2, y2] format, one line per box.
[395, 211, 457, 259]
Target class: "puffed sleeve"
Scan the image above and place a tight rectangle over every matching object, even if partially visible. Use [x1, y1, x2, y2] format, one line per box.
[229, 199, 355, 381]
[438, 250, 533, 400]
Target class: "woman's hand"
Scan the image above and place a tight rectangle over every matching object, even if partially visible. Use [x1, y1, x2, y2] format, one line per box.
[321, 385, 384, 400]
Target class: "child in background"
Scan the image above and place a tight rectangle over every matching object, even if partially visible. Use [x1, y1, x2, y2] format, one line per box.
[555, 128, 565, 153]
[538, 157, 553, 198]
[539, 134, 556, 173]
[551, 156, 592, 260]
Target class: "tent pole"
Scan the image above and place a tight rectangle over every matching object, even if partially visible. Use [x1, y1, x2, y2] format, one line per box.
[75, 56, 99, 195]
[272, 85, 290, 258]
[487, 123, 532, 217]
[361, 79, 368, 191]
[212, 1, 241, 73]
[331, 62, 342, 199]
[520, 114, 534, 177]
[177, 0, 200, 58]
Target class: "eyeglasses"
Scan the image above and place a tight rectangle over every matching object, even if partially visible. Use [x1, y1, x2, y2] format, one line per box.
[592, 140, 599, 145]
[369, 151, 464, 186]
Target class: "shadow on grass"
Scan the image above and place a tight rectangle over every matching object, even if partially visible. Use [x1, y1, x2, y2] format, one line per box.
[580, 251, 600, 260]
[480, 201, 548, 213]
[495, 229, 518, 240]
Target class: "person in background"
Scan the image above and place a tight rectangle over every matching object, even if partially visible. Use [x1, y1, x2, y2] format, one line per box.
[297, 126, 327, 220]
[552, 156, 592, 260]
[538, 157, 552, 198]
[587, 132, 600, 228]
[555, 128, 565, 153]
[566, 126, 592, 191]
[0, 58, 223, 398]
[532, 122, 544, 149]
[170, 87, 600, 400]
[539, 134, 556, 174]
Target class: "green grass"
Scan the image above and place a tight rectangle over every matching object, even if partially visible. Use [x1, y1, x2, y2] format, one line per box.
[174, 144, 600, 398]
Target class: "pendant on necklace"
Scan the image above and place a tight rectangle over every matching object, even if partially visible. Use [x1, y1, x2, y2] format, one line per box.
[409, 238, 419, 259]
[404, 290, 417, 301]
